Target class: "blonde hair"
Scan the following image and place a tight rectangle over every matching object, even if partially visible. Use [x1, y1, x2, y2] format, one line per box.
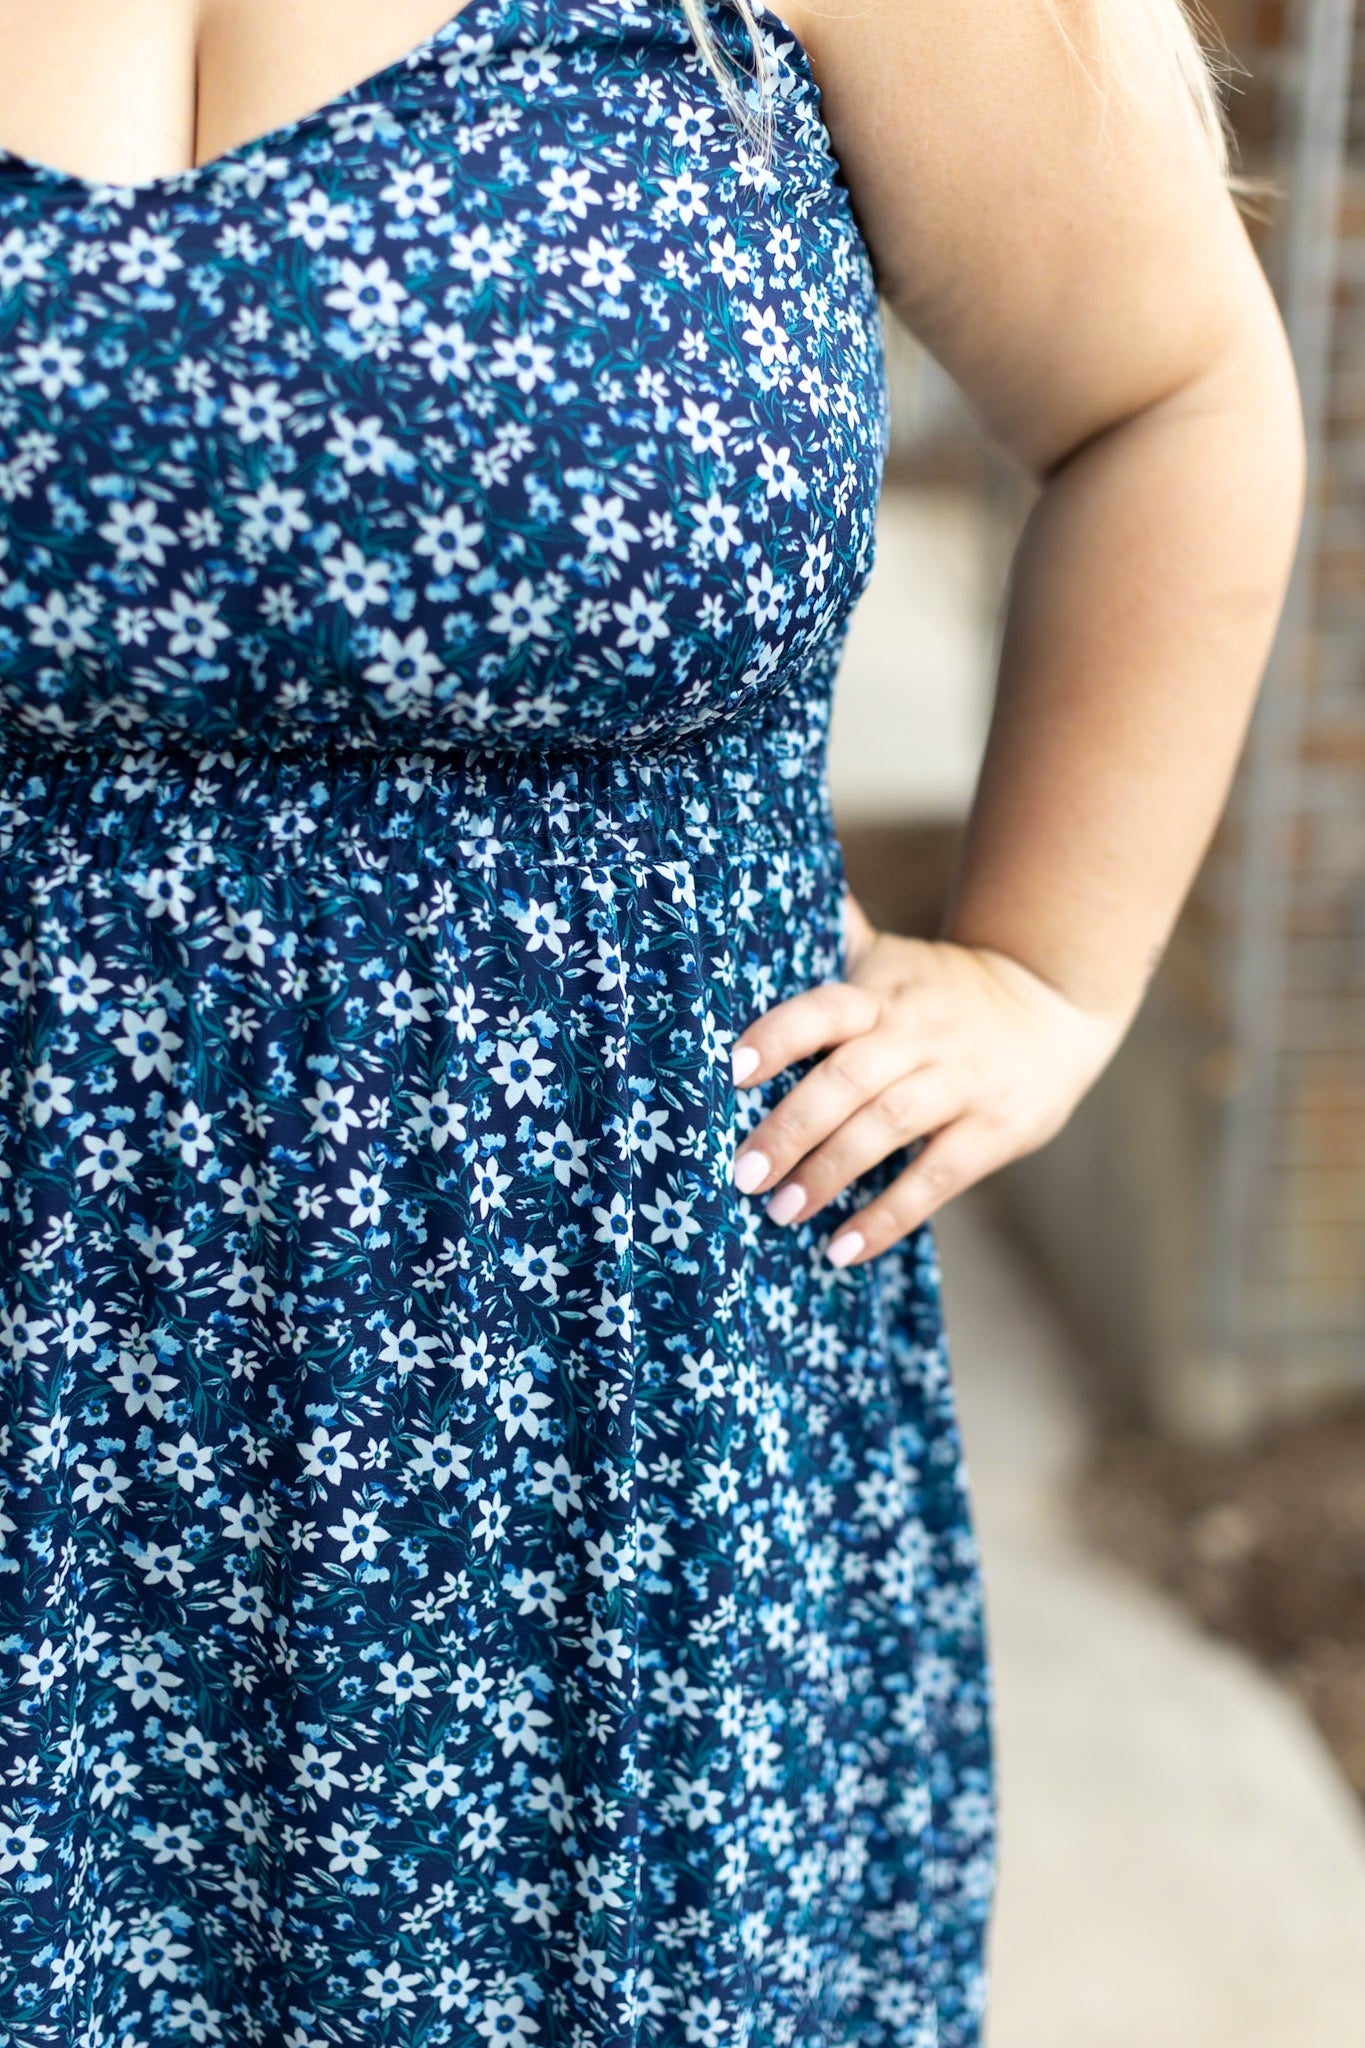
[678, 0, 1276, 213]
[678, 0, 779, 161]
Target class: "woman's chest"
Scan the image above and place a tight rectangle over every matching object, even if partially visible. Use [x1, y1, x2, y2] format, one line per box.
[0, 0, 888, 754]
[0, 0, 470, 190]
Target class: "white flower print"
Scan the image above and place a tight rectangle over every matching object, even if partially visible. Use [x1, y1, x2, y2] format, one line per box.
[611, 583, 670, 654]
[686, 490, 743, 561]
[301, 1076, 362, 1144]
[236, 476, 311, 551]
[448, 222, 516, 284]
[163, 1726, 219, 1780]
[321, 538, 393, 616]
[325, 409, 412, 478]
[375, 968, 433, 1026]
[137, 1228, 194, 1277]
[402, 1749, 463, 1807]
[414, 500, 485, 575]
[493, 1368, 554, 1439]
[340, 1166, 389, 1227]
[492, 1687, 554, 1754]
[327, 1503, 390, 1563]
[376, 1651, 437, 1703]
[408, 1431, 472, 1490]
[218, 1492, 274, 1550]
[222, 379, 293, 444]
[114, 1652, 183, 1712]
[572, 491, 641, 562]
[217, 1256, 275, 1312]
[12, 334, 82, 399]
[570, 232, 634, 296]
[532, 1118, 589, 1184]
[154, 586, 231, 657]
[0, 8, 990, 2044]
[154, 1433, 214, 1493]
[380, 159, 451, 220]
[25, 588, 99, 654]
[404, 1086, 467, 1151]
[285, 184, 355, 247]
[511, 895, 570, 958]
[488, 1035, 554, 1108]
[536, 162, 600, 216]
[363, 1959, 423, 2008]
[164, 1098, 214, 1165]
[135, 863, 196, 926]
[487, 575, 558, 646]
[504, 1240, 569, 1298]
[22, 1059, 73, 1124]
[18, 1639, 66, 1691]
[378, 1317, 442, 1375]
[460, 1802, 507, 1862]
[318, 1818, 381, 1875]
[113, 1006, 183, 1082]
[756, 438, 805, 501]
[110, 227, 183, 287]
[489, 328, 556, 393]
[740, 300, 793, 367]
[99, 495, 179, 564]
[364, 625, 444, 709]
[107, 1347, 178, 1417]
[298, 1426, 359, 1486]
[412, 317, 478, 383]
[324, 255, 408, 330]
[76, 1128, 143, 1190]
[291, 1742, 349, 1800]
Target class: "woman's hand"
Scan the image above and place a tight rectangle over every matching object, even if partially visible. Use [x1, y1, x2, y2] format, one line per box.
[729, 888, 1134, 1268]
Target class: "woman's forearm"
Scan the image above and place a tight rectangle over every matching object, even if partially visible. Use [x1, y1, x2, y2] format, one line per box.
[938, 323, 1307, 1031]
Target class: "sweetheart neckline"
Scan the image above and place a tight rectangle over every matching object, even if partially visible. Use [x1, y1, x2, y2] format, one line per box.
[0, 0, 809, 203]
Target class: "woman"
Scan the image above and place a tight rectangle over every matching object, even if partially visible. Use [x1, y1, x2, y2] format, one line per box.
[0, 0, 1302, 2043]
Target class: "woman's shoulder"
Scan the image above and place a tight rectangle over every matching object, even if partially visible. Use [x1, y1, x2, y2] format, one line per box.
[763, 0, 1256, 482]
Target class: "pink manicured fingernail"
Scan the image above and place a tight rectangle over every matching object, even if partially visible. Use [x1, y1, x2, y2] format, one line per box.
[766, 1182, 805, 1227]
[733, 1149, 770, 1194]
[732, 1044, 760, 1085]
[827, 1230, 865, 1267]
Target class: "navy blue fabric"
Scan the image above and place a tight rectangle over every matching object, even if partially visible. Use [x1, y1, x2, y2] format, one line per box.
[0, 3, 995, 2041]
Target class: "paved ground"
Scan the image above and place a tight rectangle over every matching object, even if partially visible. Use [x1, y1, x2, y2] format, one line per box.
[934, 1190, 1365, 2048]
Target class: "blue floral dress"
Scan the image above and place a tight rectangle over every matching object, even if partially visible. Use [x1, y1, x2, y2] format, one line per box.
[0, 2, 995, 2042]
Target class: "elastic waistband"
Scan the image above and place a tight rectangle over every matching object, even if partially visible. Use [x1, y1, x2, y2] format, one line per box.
[0, 695, 837, 872]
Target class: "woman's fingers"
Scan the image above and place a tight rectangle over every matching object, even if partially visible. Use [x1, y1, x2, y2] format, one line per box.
[726, 932, 1125, 1267]
[731, 1014, 913, 1197]
[757, 1064, 964, 1228]
[825, 1121, 989, 1268]
[730, 978, 881, 1090]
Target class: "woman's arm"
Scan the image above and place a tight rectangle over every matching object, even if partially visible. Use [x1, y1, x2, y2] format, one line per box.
[796, 0, 1305, 1023]
[729, 0, 1306, 1261]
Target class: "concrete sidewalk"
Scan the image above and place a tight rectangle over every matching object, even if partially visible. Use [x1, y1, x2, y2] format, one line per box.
[935, 1191, 1365, 2048]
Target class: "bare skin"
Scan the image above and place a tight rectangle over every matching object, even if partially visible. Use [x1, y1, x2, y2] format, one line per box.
[0, 0, 1306, 1268]
[0, 0, 467, 187]
[731, 0, 1306, 1267]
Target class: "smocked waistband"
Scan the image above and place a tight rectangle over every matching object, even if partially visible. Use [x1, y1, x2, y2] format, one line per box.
[0, 697, 838, 872]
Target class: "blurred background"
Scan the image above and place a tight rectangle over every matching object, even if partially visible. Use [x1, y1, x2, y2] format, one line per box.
[826, 0, 1365, 2036]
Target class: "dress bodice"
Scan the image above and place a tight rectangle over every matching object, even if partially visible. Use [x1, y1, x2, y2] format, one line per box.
[0, 0, 887, 759]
